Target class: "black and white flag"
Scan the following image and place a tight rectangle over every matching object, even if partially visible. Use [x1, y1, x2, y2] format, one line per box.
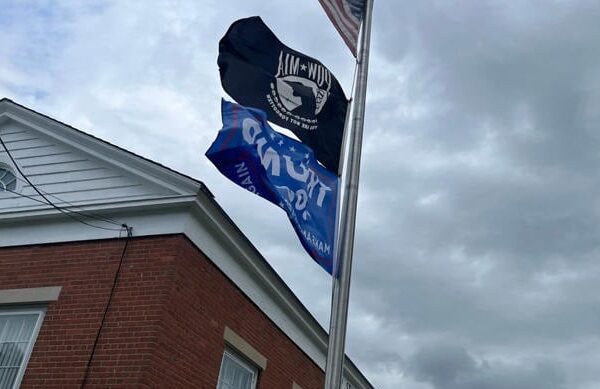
[218, 16, 348, 173]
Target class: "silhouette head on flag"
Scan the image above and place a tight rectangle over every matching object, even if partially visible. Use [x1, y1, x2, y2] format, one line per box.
[218, 16, 348, 173]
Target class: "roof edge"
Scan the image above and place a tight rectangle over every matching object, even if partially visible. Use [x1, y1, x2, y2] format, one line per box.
[192, 191, 375, 389]
[0, 98, 207, 196]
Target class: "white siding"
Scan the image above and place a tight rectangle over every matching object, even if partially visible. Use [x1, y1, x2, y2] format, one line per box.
[0, 121, 177, 211]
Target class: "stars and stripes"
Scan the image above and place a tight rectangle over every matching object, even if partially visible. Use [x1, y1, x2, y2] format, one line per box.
[317, 0, 366, 56]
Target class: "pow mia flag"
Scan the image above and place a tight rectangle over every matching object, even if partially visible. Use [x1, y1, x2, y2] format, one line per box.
[218, 16, 348, 173]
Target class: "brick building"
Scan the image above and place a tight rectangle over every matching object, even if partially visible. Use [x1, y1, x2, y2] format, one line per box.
[0, 98, 374, 389]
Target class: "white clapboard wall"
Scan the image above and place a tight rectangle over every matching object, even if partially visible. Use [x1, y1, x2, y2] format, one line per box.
[0, 118, 181, 212]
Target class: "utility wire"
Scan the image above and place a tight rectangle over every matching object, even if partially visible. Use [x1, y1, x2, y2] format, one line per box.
[0, 135, 136, 387]
[0, 136, 124, 231]
[80, 225, 132, 388]
[12, 175, 123, 226]
[3, 188, 122, 232]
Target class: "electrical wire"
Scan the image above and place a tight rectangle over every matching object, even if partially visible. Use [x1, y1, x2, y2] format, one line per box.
[0, 136, 124, 231]
[0, 134, 136, 386]
[80, 225, 132, 388]
[3, 187, 123, 232]
[12, 175, 123, 226]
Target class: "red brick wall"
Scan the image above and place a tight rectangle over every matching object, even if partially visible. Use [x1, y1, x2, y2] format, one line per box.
[0, 235, 324, 388]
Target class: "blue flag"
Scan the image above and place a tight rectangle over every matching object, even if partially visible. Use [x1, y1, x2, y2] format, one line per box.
[206, 100, 339, 273]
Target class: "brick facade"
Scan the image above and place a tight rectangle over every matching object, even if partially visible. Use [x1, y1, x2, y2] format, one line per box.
[0, 234, 324, 388]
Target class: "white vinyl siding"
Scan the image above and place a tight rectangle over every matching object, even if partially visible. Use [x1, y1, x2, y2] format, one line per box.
[0, 123, 176, 210]
[0, 309, 45, 389]
[217, 349, 259, 389]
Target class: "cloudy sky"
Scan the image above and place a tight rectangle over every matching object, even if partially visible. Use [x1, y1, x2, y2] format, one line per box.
[3, 0, 600, 388]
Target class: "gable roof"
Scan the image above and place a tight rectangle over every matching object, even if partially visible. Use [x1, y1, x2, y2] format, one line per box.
[0, 97, 206, 197]
[0, 97, 374, 389]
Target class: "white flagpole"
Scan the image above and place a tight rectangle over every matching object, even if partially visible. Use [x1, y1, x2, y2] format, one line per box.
[324, 0, 374, 388]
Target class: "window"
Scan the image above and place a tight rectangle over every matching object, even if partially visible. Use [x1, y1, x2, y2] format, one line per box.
[217, 348, 259, 389]
[342, 378, 355, 389]
[0, 167, 16, 193]
[0, 308, 45, 389]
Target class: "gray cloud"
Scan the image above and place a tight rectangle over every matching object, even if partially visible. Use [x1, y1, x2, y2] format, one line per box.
[344, 1, 600, 387]
[408, 343, 566, 389]
[4, 1, 600, 388]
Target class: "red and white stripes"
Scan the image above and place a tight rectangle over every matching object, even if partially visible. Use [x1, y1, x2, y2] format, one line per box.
[318, 0, 364, 57]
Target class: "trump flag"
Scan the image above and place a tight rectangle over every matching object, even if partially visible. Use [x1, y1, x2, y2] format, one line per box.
[206, 100, 339, 273]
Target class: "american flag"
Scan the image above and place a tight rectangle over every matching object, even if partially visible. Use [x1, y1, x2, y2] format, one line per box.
[318, 0, 366, 57]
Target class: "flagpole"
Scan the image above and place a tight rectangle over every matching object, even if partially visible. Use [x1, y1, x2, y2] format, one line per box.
[324, 0, 374, 388]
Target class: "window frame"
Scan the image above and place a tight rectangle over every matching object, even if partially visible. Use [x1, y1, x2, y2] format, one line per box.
[342, 378, 356, 389]
[0, 306, 46, 389]
[216, 347, 259, 389]
[0, 159, 21, 196]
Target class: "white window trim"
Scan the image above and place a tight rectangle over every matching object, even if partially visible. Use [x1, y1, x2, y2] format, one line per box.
[217, 347, 259, 389]
[0, 286, 61, 305]
[223, 326, 267, 370]
[0, 306, 46, 389]
[0, 159, 22, 195]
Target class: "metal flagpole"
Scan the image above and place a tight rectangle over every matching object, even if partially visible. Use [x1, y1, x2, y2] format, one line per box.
[324, 0, 374, 388]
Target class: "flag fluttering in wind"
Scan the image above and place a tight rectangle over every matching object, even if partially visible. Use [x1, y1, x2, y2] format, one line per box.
[318, 0, 366, 56]
[209, 4, 374, 386]
[218, 16, 348, 173]
[206, 100, 339, 273]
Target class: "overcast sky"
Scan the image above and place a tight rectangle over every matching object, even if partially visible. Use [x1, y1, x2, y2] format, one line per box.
[3, 1, 600, 388]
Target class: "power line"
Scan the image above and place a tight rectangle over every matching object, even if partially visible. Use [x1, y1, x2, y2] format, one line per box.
[12, 175, 123, 226]
[0, 133, 137, 386]
[0, 136, 124, 231]
[3, 187, 123, 232]
[80, 225, 132, 388]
